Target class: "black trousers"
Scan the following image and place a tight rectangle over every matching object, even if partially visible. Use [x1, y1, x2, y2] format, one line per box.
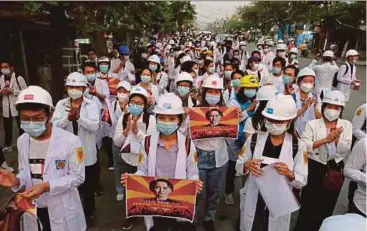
[3, 116, 23, 147]
[37, 207, 51, 231]
[295, 159, 344, 231]
[78, 163, 97, 217]
[348, 201, 366, 217]
[150, 217, 196, 231]
[348, 181, 358, 210]
[225, 160, 237, 194]
[0, 146, 5, 164]
[102, 136, 113, 167]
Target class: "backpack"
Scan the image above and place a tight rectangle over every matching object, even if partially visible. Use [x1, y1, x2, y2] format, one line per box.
[332, 64, 348, 88]
[144, 135, 191, 157]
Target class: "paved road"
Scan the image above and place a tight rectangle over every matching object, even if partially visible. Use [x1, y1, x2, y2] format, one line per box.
[0, 43, 365, 231]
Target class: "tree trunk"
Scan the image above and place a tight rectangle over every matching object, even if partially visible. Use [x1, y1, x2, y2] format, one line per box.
[341, 40, 349, 59]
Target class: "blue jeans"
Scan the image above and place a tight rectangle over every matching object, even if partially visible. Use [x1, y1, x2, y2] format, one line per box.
[197, 149, 227, 221]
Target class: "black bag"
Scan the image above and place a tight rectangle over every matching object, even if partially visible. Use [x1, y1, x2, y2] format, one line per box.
[332, 64, 348, 88]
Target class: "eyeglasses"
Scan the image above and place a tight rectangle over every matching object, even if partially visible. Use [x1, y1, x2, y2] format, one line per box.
[129, 100, 144, 107]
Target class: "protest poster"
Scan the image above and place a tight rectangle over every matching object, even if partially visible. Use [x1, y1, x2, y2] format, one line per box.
[125, 175, 197, 222]
[188, 107, 239, 140]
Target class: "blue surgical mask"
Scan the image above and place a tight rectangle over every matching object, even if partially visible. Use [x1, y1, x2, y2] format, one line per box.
[282, 75, 293, 84]
[128, 104, 144, 116]
[86, 73, 96, 82]
[1, 68, 11, 75]
[205, 94, 220, 105]
[149, 64, 158, 72]
[232, 79, 240, 87]
[224, 71, 233, 79]
[141, 75, 151, 83]
[99, 65, 109, 74]
[177, 86, 190, 97]
[20, 120, 47, 137]
[156, 121, 179, 136]
[244, 89, 257, 98]
[272, 67, 282, 75]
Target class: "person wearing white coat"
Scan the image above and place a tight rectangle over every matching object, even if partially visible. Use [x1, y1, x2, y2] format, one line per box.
[52, 72, 100, 227]
[236, 94, 308, 231]
[0, 86, 86, 231]
[295, 90, 352, 231]
[120, 93, 200, 231]
[138, 68, 159, 113]
[0, 60, 27, 152]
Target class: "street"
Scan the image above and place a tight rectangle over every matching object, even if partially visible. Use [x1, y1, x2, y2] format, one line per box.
[0, 43, 365, 231]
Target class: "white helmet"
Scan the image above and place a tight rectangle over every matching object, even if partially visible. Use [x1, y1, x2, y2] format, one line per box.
[169, 39, 176, 45]
[278, 39, 284, 44]
[180, 55, 192, 64]
[117, 81, 131, 92]
[148, 54, 161, 64]
[323, 50, 334, 57]
[65, 72, 87, 87]
[129, 86, 149, 100]
[239, 41, 247, 46]
[346, 49, 359, 58]
[153, 93, 184, 115]
[210, 41, 216, 47]
[175, 72, 193, 85]
[262, 94, 297, 120]
[322, 90, 346, 107]
[202, 74, 223, 89]
[276, 43, 287, 51]
[15, 86, 53, 108]
[297, 67, 316, 78]
[256, 85, 279, 101]
[289, 47, 298, 54]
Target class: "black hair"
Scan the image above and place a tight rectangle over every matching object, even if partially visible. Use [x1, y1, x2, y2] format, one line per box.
[138, 67, 153, 77]
[231, 70, 245, 80]
[204, 59, 213, 68]
[87, 48, 96, 54]
[129, 93, 148, 107]
[236, 87, 253, 104]
[251, 101, 267, 131]
[251, 50, 261, 57]
[148, 61, 161, 73]
[16, 103, 52, 117]
[175, 53, 186, 68]
[0, 59, 15, 67]
[82, 61, 97, 72]
[149, 179, 174, 192]
[272, 57, 286, 68]
[223, 63, 234, 69]
[200, 88, 225, 107]
[321, 103, 344, 119]
[156, 114, 184, 126]
[205, 108, 223, 120]
[284, 64, 299, 77]
[181, 60, 197, 72]
[323, 57, 333, 62]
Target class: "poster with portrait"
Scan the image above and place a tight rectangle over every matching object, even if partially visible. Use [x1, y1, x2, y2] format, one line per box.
[125, 175, 197, 222]
[188, 107, 239, 140]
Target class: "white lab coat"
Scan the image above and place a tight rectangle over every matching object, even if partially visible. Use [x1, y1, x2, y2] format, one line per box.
[308, 60, 339, 96]
[110, 59, 136, 83]
[157, 71, 170, 95]
[223, 87, 237, 106]
[52, 97, 100, 166]
[236, 132, 308, 231]
[262, 52, 276, 71]
[13, 127, 86, 231]
[352, 103, 366, 140]
[301, 118, 352, 165]
[135, 131, 199, 230]
[0, 73, 27, 117]
[294, 91, 321, 136]
[336, 62, 356, 101]
[246, 65, 269, 85]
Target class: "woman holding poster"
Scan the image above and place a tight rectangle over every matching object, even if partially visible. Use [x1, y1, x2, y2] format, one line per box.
[121, 93, 201, 231]
[236, 94, 308, 231]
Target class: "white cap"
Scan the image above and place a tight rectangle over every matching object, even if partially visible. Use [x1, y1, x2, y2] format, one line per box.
[180, 55, 192, 64]
[148, 55, 160, 64]
[256, 85, 278, 101]
[322, 90, 346, 106]
[97, 56, 110, 64]
[323, 50, 334, 57]
[146, 43, 152, 47]
[129, 86, 149, 100]
[239, 41, 247, 46]
[65, 72, 87, 87]
[262, 94, 297, 120]
[15, 86, 53, 108]
[276, 43, 287, 51]
[319, 214, 366, 231]
[297, 67, 316, 78]
[153, 93, 184, 115]
[169, 39, 176, 45]
[346, 49, 359, 57]
[202, 74, 223, 89]
[289, 47, 298, 54]
[175, 72, 193, 85]
[117, 81, 131, 91]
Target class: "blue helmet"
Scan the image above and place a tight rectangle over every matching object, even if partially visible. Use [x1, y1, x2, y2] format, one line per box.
[117, 44, 129, 55]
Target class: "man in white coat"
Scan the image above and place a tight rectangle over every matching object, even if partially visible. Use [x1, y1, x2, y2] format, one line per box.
[0, 85, 86, 231]
[52, 72, 100, 228]
[336, 49, 359, 101]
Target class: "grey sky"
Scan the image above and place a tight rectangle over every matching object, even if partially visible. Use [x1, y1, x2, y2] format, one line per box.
[192, 1, 249, 28]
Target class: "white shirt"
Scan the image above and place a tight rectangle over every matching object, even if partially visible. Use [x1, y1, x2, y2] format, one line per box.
[110, 59, 135, 83]
[0, 73, 27, 118]
[194, 137, 229, 168]
[261, 73, 284, 92]
[309, 60, 339, 92]
[352, 103, 366, 140]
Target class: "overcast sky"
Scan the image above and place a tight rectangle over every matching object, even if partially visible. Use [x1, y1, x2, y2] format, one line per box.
[192, 1, 249, 29]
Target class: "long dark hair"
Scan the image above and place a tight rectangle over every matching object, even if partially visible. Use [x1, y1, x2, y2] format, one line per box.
[251, 101, 267, 131]
[236, 87, 253, 104]
[201, 59, 214, 75]
[199, 88, 225, 107]
[175, 53, 186, 68]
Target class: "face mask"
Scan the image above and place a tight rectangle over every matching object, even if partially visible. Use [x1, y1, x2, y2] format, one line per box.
[124, 55, 129, 61]
[252, 63, 259, 70]
[205, 94, 220, 105]
[244, 89, 257, 98]
[99, 65, 109, 74]
[128, 104, 144, 116]
[207, 66, 215, 73]
[263, 48, 269, 53]
[117, 93, 128, 102]
[290, 54, 297, 60]
[324, 109, 340, 121]
[300, 82, 313, 93]
[20, 120, 47, 138]
[282, 75, 293, 84]
[224, 71, 233, 79]
[177, 86, 190, 97]
[265, 120, 287, 136]
[234, 55, 240, 59]
[232, 79, 240, 87]
[86, 73, 96, 82]
[278, 52, 286, 58]
[141, 75, 151, 83]
[149, 64, 158, 72]
[68, 89, 83, 100]
[1, 68, 11, 75]
[352, 60, 358, 64]
[272, 67, 282, 75]
[156, 121, 178, 136]
[257, 46, 262, 50]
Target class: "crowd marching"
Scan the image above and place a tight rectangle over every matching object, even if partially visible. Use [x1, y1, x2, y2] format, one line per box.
[0, 32, 365, 231]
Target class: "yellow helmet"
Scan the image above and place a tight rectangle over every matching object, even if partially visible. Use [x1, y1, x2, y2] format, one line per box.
[239, 74, 260, 88]
[203, 50, 213, 56]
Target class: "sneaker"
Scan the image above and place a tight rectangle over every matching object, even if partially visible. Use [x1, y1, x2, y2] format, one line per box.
[203, 220, 215, 231]
[224, 193, 235, 205]
[2, 146, 13, 153]
[121, 218, 134, 230]
[108, 166, 114, 171]
[116, 193, 124, 201]
[1, 162, 14, 172]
